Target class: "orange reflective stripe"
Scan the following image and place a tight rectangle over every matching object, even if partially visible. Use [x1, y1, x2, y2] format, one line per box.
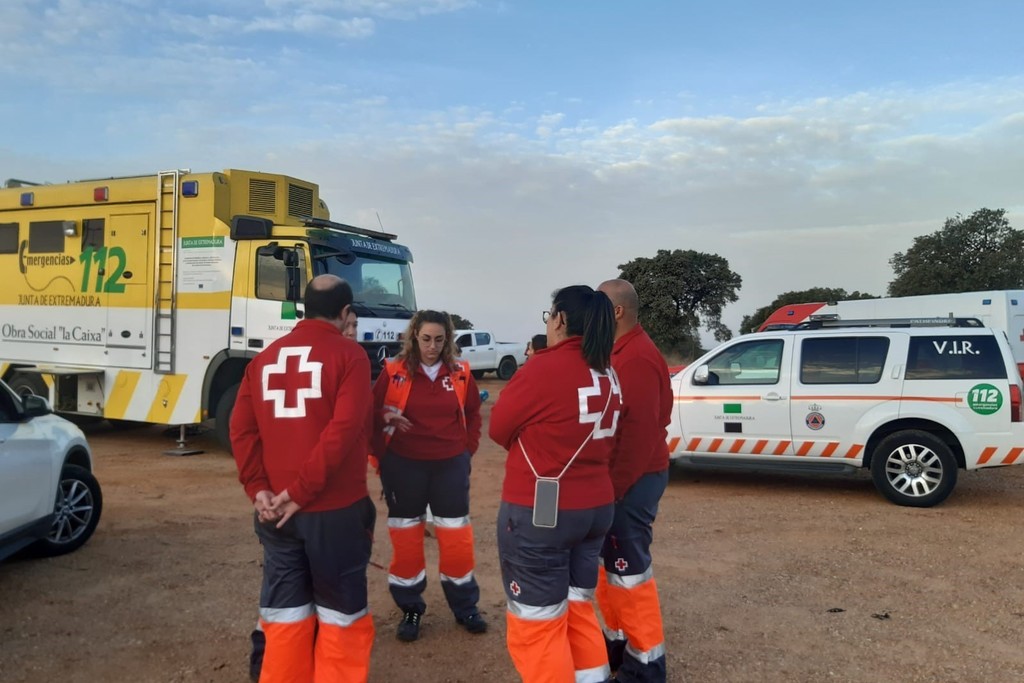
[506, 609, 574, 683]
[978, 446, 998, 465]
[844, 444, 863, 459]
[773, 440, 791, 455]
[667, 436, 680, 452]
[435, 524, 475, 579]
[387, 522, 425, 580]
[1002, 447, 1024, 465]
[259, 615, 316, 683]
[709, 438, 723, 452]
[602, 579, 665, 653]
[566, 599, 611, 677]
[820, 442, 839, 457]
[752, 439, 769, 454]
[686, 438, 701, 451]
[796, 441, 813, 456]
[314, 613, 374, 683]
[729, 439, 746, 454]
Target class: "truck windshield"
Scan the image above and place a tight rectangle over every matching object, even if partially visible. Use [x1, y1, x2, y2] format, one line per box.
[312, 244, 416, 319]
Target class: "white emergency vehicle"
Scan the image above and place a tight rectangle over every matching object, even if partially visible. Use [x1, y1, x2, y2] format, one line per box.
[0, 169, 417, 451]
[667, 317, 1024, 506]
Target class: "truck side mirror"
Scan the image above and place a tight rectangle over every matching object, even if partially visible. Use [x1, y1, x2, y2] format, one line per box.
[693, 365, 710, 385]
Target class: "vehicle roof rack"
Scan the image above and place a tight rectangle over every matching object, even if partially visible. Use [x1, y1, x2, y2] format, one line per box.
[302, 217, 398, 242]
[794, 315, 984, 330]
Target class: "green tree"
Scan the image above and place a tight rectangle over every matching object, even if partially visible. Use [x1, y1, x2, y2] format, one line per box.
[740, 288, 877, 334]
[448, 313, 473, 330]
[888, 208, 1024, 297]
[618, 249, 742, 359]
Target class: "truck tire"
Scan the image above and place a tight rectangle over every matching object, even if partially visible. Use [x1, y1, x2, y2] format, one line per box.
[8, 371, 48, 400]
[215, 383, 240, 455]
[471, 370, 486, 380]
[497, 356, 518, 381]
[870, 430, 958, 507]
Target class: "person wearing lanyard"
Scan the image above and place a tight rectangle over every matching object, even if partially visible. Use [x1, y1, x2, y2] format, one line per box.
[490, 285, 622, 682]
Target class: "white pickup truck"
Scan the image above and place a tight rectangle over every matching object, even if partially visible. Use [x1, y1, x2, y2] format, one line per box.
[454, 330, 527, 380]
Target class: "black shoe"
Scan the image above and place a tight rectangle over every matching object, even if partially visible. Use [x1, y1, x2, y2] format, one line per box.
[455, 611, 488, 634]
[397, 610, 422, 641]
[249, 628, 265, 682]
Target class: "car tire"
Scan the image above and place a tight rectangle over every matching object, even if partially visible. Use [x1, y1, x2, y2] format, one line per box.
[870, 430, 958, 507]
[215, 383, 240, 455]
[497, 357, 518, 381]
[35, 464, 103, 557]
[471, 370, 486, 380]
[8, 371, 48, 400]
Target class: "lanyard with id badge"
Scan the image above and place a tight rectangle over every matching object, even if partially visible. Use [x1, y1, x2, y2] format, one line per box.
[517, 387, 613, 528]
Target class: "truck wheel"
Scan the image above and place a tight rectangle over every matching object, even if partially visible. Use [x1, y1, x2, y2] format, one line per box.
[8, 371, 48, 400]
[215, 383, 240, 455]
[35, 464, 103, 557]
[497, 356, 518, 381]
[471, 370, 486, 380]
[870, 430, 957, 507]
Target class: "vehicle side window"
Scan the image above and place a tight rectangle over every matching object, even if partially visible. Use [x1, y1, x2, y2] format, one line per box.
[456, 334, 472, 349]
[475, 332, 491, 345]
[906, 336, 1007, 380]
[702, 339, 783, 386]
[256, 247, 307, 301]
[800, 337, 889, 384]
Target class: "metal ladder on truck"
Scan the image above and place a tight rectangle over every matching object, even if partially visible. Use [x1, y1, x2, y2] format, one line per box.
[155, 169, 202, 455]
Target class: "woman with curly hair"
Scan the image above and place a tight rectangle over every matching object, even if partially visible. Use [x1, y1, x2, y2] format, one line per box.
[372, 309, 486, 642]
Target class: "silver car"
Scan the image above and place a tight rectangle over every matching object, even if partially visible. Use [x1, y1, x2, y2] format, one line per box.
[0, 379, 102, 562]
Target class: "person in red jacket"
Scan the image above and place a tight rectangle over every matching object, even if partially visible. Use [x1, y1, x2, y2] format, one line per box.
[231, 274, 376, 683]
[595, 279, 671, 683]
[490, 285, 622, 683]
[372, 309, 486, 642]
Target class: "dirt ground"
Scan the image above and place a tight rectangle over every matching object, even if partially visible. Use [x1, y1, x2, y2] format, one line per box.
[3, 377, 1024, 683]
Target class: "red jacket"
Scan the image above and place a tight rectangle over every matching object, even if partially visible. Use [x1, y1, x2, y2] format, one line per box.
[371, 360, 482, 460]
[608, 324, 672, 499]
[231, 318, 372, 512]
[490, 336, 622, 510]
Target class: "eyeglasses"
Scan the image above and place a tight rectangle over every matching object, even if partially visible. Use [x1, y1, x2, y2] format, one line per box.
[542, 309, 557, 323]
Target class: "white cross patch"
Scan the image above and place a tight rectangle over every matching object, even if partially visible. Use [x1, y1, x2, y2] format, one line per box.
[261, 346, 323, 418]
[578, 368, 622, 439]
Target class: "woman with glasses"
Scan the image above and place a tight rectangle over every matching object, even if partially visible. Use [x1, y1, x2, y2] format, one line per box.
[490, 286, 622, 682]
[372, 309, 487, 643]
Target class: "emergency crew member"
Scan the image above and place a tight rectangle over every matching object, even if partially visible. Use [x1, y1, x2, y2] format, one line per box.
[490, 285, 622, 683]
[232, 275, 376, 683]
[372, 310, 486, 641]
[247, 306, 363, 682]
[595, 279, 671, 682]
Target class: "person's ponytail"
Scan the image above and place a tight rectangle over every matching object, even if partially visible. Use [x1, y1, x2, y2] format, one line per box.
[581, 291, 614, 372]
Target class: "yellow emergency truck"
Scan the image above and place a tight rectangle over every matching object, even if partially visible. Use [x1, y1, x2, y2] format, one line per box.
[0, 169, 417, 451]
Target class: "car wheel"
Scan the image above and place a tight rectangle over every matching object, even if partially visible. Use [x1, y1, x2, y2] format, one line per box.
[870, 430, 958, 507]
[8, 371, 48, 400]
[215, 383, 240, 455]
[35, 464, 103, 557]
[497, 357, 518, 381]
[471, 370, 486, 380]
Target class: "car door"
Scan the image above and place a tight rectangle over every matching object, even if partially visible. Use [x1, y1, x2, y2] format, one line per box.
[474, 332, 498, 369]
[789, 333, 902, 463]
[677, 337, 795, 458]
[0, 386, 53, 534]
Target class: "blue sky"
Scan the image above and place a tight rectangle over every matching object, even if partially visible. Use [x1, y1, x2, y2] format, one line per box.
[3, 0, 1024, 347]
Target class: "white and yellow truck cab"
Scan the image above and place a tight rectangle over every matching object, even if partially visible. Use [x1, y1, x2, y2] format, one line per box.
[0, 169, 416, 450]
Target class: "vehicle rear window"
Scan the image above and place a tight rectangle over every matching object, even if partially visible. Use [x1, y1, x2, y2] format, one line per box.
[800, 337, 889, 384]
[906, 335, 1007, 380]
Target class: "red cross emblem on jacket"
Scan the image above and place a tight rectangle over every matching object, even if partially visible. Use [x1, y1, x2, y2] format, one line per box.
[261, 346, 323, 418]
